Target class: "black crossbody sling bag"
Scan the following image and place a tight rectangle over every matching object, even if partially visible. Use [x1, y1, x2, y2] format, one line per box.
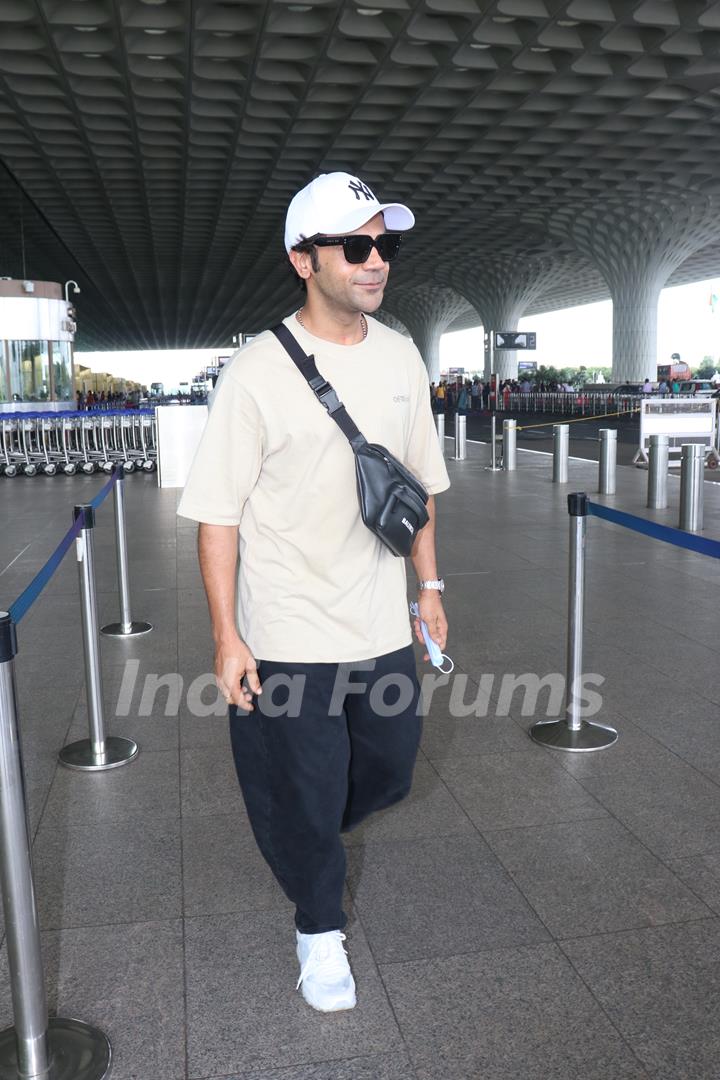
[271, 323, 429, 558]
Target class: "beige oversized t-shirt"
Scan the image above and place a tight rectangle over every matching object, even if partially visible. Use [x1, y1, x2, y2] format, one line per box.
[177, 314, 450, 663]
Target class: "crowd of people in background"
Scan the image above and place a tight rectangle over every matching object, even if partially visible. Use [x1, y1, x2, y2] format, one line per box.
[75, 389, 138, 410]
[430, 375, 574, 414]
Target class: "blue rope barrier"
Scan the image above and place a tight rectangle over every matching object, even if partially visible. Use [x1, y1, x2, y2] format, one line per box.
[587, 500, 720, 561]
[8, 516, 84, 624]
[89, 468, 119, 511]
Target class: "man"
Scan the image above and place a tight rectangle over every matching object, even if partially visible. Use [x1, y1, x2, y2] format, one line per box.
[178, 172, 449, 1013]
[642, 377, 653, 394]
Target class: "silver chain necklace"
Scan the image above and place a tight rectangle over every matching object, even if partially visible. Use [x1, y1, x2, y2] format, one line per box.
[296, 308, 367, 340]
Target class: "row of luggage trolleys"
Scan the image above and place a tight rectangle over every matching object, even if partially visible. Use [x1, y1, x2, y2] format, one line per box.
[0, 409, 157, 477]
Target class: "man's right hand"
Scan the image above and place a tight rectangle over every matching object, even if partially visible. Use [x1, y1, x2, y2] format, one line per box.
[214, 633, 262, 711]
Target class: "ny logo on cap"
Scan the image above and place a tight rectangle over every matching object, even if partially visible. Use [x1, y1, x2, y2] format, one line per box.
[348, 179, 375, 202]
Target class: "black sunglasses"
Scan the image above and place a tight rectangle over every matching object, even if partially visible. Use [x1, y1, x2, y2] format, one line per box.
[309, 233, 402, 264]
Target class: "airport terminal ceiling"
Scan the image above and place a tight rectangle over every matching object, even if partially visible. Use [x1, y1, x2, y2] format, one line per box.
[2, 0, 720, 351]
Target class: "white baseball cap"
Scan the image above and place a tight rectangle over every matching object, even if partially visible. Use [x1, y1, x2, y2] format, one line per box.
[284, 172, 415, 252]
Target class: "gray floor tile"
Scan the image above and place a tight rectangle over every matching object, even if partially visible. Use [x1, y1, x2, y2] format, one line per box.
[436, 749, 608, 831]
[181, 746, 245, 817]
[182, 813, 291, 917]
[42, 749, 180, 825]
[343, 759, 474, 847]
[346, 835, 549, 962]
[223, 1053, 417, 1080]
[185, 909, 402, 1078]
[0, 920, 185, 1080]
[562, 920, 720, 1080]
[380, 944, 650, 1080]
[484, 817, 712, 940]
[570, 754, 720, 859]
[180, 711, 233, 749]
[667, 850, 720, 915]
[420, 713, 529, 764]
[33, 816, 182, 928]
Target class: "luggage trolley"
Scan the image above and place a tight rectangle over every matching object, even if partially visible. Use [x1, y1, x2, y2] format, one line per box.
[0, 415, 21, 478]
[79, 414, 103, 473]
[18, 415, 43, 477]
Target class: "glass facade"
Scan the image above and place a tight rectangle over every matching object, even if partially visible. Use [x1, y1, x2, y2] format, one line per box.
[7, 340, 50, 401]
[52, 340, 73, 401]
[2, 340, 73, 402]
[0, 347, 6, 403]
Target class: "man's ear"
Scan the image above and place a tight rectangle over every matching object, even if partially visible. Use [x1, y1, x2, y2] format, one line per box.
[288, 249, 313, 282]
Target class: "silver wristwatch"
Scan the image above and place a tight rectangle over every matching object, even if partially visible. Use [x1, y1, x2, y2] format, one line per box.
[419, 578, 445, 594]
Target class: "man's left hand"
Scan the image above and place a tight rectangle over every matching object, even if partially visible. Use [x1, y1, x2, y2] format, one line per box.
[413, 590, 448, 660]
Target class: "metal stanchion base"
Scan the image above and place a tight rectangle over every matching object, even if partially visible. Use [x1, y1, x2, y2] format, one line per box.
[529, 718, 618, 753]
[0, 1016, 111, 1079]
[100, 620, 153, 638]
[59, 736, 138, 772]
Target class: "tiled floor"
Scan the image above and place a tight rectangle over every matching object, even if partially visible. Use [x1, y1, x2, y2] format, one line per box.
[1, 440, 720, 1079]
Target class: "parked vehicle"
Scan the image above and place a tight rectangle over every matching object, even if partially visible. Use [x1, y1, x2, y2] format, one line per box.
[679, 380, 715, 397]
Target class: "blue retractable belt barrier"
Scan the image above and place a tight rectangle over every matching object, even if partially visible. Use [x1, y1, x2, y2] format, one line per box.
[587, 500, 720, 561]
[89, 467, 119, 511]
[8, 471, 119, 624]
[8, 516, 84, 625]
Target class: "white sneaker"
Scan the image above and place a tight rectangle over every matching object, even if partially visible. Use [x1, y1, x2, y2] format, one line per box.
[296, 929, 357, 1012]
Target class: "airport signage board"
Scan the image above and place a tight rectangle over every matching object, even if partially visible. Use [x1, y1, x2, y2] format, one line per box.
[494, 331, 536, 350]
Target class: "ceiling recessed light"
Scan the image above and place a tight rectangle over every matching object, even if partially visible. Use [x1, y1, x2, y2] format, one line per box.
[141, 0, 167, 5]
[357, 8, 382, 15]
[530, 46, 550, 52]
[147, 54, 166, 60]
[492, 16, 514, 23]
[470, 42, 491, 49]
[557, 19, 579, 27]
[83, 52, 101, 57]
[144, 28, 167, 34]
[73, 25, 98, 31]
[212, 31, 233, 37]
[288, 4, 312, 10]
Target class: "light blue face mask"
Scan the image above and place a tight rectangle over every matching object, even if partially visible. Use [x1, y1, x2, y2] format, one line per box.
[409, 602, 454, 674]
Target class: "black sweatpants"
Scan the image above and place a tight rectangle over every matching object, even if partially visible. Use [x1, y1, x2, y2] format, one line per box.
[229, 643, 421, 934]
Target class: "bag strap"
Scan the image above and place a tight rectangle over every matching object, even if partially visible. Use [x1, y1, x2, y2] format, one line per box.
[271, 322, 366, 452]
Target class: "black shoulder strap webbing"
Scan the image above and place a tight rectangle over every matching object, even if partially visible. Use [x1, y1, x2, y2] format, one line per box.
[271, 323, 367, 453]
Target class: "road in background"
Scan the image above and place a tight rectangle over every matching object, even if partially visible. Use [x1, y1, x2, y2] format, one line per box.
[443, 410, 720, 482]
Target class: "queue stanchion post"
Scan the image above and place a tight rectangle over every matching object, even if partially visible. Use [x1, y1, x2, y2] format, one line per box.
[530, 494, 618, 752]
[553, 424, 569, 483]
[486, 414, 501, 472]
[453, 413, 467, 461]
[503, 419, 517, 471]
[647, 434, 669, 509]
[598, 428, 617, 495]
[435, 413, 445, 450]
[59, 505, 138, 771]
[679, 443, 704, 532]
[0, 613, 112, 1078]
[101, 465, 152, 638]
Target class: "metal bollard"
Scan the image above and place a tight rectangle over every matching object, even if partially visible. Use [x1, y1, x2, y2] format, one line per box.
[553, 424, 569, 483]
[679, 443, 704, 532]
[59, 505, 138, 771]
[0, 614, 112, 1078]
[598, 428, 617, 495]
[453, 413, 467, 461]
[101, 467, 153, 638]
[486, 414, 500, 472]
[647, 434, 669, 509]
[503, 419, 517, 471]
[530, 495, 618, 752]
[435, 413, 445, 450]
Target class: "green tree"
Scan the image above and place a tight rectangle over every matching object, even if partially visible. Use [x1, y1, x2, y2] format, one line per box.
[694, 357, 716, 379]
